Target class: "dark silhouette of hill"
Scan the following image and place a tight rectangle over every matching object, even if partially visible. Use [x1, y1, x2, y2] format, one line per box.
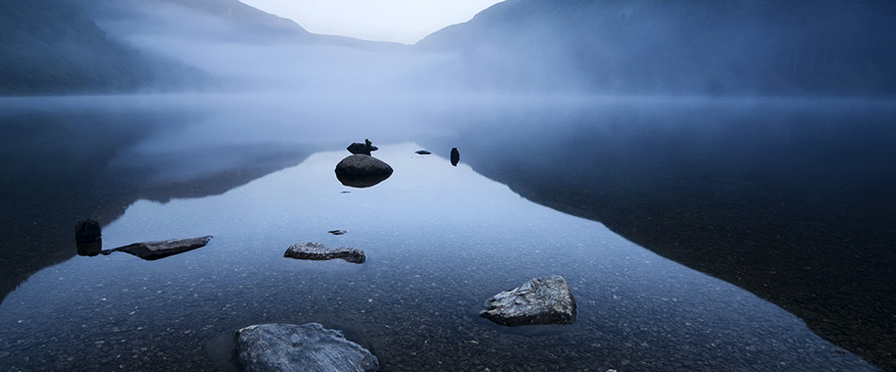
[417, 0, 896, 96]
[0, 0, 210, 95]
[80, 0, 406, 49]
[0, 0, 405, 96]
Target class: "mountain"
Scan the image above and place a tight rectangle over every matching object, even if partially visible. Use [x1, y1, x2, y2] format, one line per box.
[416, 0, 896, 96]
[80, 0, 406, 50]
[0, 0, 404, 96]
[0, 0, 214, 96]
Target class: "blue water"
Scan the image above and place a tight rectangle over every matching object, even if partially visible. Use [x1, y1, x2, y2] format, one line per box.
[0, 142, 878, 371]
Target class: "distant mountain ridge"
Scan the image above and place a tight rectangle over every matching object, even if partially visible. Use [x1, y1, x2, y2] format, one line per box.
[5, 0, 895, 95]
[0, 0, 405, 95]
[417, 0, 896, 95]
[0, 0, 207, 95]
[81, 0, 406, 49]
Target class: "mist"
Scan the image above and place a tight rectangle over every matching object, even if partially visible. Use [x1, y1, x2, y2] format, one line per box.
[3, 0, 896, 370]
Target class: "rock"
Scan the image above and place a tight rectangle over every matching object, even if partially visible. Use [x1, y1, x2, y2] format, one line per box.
[334, 154, 393, 188]
[104, 235, 212, 260]
[450, 147, 460, 166]
[328, 230, 347, 235]
[235, 323, 379, 372]
[347, 139, 378, 155]
[75, 219, 103, 256]
[480, 275, 577, 326]
[77, 240, 103, 256]
[284, 242, 366, 264]
[75, 219, 101, 243]
[415, 150, 431, 155]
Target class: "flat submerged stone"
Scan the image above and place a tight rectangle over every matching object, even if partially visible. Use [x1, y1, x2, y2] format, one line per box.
[104, 235, 212, 260]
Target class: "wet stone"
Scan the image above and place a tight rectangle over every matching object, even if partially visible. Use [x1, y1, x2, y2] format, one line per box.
[284, 242, 366, 264]
[235, 323, 379, 372]
[334, 155, 393, 188]
[480, 275, 577, 326]
[103, 236, 212, 260]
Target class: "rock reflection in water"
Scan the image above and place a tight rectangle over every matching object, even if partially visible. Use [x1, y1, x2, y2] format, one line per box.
[0, 143, 879, 372]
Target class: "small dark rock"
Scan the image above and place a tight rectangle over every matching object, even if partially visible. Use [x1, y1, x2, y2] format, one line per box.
[284, 242, 366, 264]
[450, 147, 460, 166]
[335, 155, 393, 188]
[235, 323, 379, 372]
[480, 275, 577, 326]
[103, 236, 213, 260]
[328, 230, 347, 235]
[415, 150, 431, 155]
[75, 219, 101, 243]
[347, 139, 378, 155]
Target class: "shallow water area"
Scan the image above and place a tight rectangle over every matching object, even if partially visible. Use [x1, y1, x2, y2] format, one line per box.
[0, 142, 880, 371]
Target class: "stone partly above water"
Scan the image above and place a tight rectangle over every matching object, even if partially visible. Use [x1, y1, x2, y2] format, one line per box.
[480, 275, 577, 326]
[347, 139, 379, 155]
[102, 235, 213, 261]
[284, 242, 366, 264]
[334, 154, 393, 188]
[235, 323, 380, 372]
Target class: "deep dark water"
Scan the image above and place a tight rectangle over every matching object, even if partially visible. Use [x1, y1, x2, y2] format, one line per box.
[424, 97, 896, 371]
[0, 95, 894, 371]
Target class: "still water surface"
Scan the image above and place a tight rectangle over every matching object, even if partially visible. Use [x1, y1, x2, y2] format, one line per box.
[0, 142, 878, 371]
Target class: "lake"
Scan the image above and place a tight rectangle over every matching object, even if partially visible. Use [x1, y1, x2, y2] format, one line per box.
[0, 94, 893, 371]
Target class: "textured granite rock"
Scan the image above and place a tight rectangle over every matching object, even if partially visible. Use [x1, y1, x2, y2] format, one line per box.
[235, 323, 379, 372]
[103, 235, 212, 260]
[480, 275, 577, 326]
[284, 242, 366, 264]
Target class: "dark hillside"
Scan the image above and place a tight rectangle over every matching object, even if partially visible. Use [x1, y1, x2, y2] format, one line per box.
[80, 0, 406, 49]
[0, 0, 209, 95]
[417, 0, 896, 96]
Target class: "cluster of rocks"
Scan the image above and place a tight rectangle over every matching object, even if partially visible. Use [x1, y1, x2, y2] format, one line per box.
[231, 275, 575, 371]
[334, 140, 461, 187]
[335, 139, 393, 188]
[76, 141, 571, 372]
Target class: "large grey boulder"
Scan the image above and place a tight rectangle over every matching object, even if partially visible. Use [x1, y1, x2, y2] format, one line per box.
[334, 155, 393, 188]
[284, 242, 366, 264]
[480, 275, 577, 326]
[235, 323, 379, 372]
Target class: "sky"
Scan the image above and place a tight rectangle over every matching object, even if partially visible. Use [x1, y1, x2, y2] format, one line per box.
[238, 0, 504, 44]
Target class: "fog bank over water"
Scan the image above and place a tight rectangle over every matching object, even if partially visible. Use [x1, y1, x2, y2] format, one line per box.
[79, 0, 896, 96]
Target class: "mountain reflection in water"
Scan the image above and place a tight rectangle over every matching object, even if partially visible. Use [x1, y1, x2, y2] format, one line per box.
[0, 143, 878, 371]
